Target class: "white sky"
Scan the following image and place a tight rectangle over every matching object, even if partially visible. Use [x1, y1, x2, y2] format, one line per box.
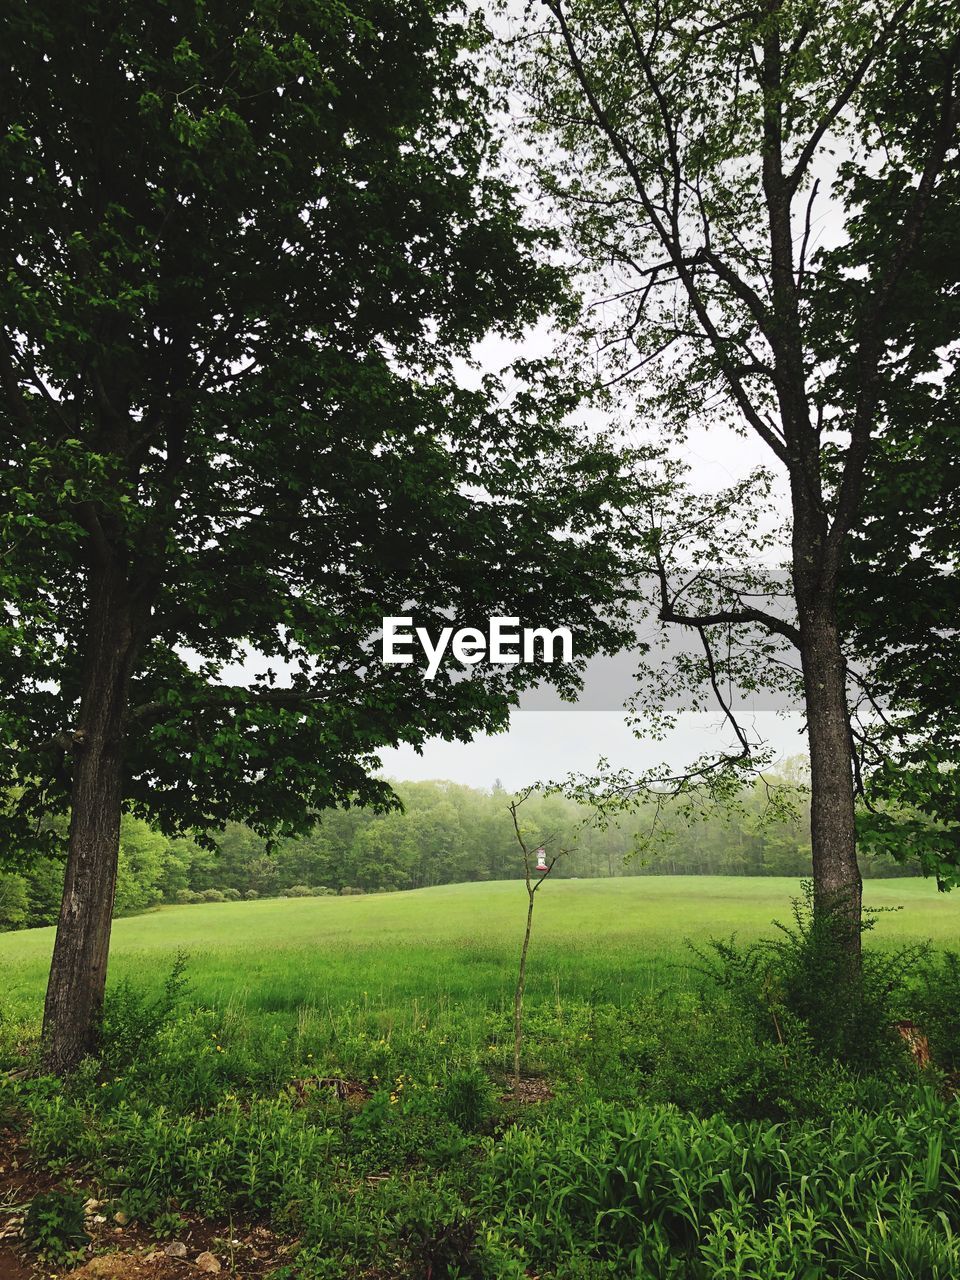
[378, 709, 807, 792]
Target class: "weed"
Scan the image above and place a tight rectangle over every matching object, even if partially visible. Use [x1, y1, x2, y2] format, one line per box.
[151, 1209, 188, 1239]
[99, 951, 190, 1071]
[22, 1188, 89, 1265]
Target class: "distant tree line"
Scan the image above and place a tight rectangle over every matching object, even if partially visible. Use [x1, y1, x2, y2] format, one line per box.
[0, 767, 921, 932]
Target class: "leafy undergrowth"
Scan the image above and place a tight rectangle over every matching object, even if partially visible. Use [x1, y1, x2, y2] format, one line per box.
[2, 934, 960, 1277]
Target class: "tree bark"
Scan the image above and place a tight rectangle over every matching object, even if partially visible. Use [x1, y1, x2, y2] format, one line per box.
[41, 562, 134, 1075]
[796, 594, 862, 963]
[512, 888, 535, 1092]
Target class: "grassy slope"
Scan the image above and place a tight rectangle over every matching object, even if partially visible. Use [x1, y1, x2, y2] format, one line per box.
[0, 876, 957, 1021]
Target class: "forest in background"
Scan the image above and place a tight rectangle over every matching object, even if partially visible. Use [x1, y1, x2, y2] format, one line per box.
[0, 762, 918, 932]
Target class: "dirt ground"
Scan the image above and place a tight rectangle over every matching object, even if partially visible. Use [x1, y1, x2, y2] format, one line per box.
[0, 1123, 287, 1280]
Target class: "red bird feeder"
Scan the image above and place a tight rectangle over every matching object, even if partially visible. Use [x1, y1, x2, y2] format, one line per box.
[535, 847, 549, 873]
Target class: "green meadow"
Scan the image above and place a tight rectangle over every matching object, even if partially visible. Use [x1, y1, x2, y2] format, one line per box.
[6, 877, 960, 1277]
[2, 876, 957, 1022]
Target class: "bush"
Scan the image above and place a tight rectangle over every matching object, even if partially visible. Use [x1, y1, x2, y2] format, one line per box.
[244, 889, 259, 900]
[284, 885, 314, 898]
[440, 1067, 496, 1131]
[99, 953, 190, 1071]
[174, 889, 199, 904]
[340, 886, 365, 896]
[200, 888, 226, 903]
[694, 881, 922, 1072]
[221, 888, 241, 902]
[910, 950, 960, 1072]
[23, 1189, 89, 1264]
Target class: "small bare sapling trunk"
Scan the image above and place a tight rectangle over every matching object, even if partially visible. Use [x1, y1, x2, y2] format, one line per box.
[509, 791, 570, 1092]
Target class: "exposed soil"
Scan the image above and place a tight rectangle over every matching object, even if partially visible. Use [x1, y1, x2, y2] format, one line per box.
[498, 1073, 554, 1105]
[0, 1123, 288, 1280]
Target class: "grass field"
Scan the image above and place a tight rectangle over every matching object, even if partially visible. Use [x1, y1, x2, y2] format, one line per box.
[5, 877, 960, 1277]
[1, 876, 957, 1022]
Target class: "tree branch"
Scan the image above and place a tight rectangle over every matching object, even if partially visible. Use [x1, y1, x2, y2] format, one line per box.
[543, 0, 790, 464]
[784, 0, 915, 196]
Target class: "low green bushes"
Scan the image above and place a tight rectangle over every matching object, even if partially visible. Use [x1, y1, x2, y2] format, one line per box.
[16, 1040, 960, 1279]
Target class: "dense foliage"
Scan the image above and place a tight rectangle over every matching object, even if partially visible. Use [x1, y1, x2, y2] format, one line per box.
[829, 14, 960, 884]
[0, 0, 643, 854]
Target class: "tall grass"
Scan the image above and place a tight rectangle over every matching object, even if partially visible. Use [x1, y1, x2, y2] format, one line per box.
[0, 877, 955, 1025]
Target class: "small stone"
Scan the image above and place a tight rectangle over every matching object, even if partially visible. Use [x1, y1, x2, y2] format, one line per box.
[165, 1240, 188, 1258]
[113, 1210, 129, 1226]
[84, 1198, 103, 1215]
[86, 1258, 119, 1277]
[195, 1252, 221, 1273]
[94, 1214, 107, 1224]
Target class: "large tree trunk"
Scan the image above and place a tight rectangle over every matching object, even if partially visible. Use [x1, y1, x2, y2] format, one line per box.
[797, 596, 862, 964]
[41, 563, 133, 1076]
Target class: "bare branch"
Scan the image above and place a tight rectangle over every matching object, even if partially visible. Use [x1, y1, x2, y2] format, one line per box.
[543, 1, 790, 463]
[696, 624, 754, 756]
[653, 547, 801, 647]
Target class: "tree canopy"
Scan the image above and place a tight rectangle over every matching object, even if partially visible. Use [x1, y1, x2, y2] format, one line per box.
[0, 0, 640, 852]
[0, 0, 650, 1071]
[831, 34, 960, 882]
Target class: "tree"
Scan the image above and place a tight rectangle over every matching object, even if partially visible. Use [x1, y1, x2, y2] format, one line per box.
[506, 0, 960, 963]
[508, 789, 571, 1091]
[0, 873, 28, 932]
[113, 817, 168, 915]
[0, 0, 644, 1072]
[825, 21, 960, 884]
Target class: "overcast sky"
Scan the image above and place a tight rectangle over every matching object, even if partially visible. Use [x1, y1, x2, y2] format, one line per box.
[375, 394, 804, 792]
[378, 709, 807, 792]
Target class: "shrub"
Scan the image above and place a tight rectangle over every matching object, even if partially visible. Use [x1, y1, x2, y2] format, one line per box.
[23, 1189, 89, 1264]
[340, 886, 365, 896]
[174, 889, 199, 904]
[221, 888, 241, 902]
[909, 950, 960, 1072]
[440, 1067, 496, 1131]
[694, 881, 923, 1072]
[243, 889, 259, 900]
[99, 953, 190, 1071]
[200, 888, 226, 903]
[284, 885, 313, 898]
[647, 997, 827, 1121]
